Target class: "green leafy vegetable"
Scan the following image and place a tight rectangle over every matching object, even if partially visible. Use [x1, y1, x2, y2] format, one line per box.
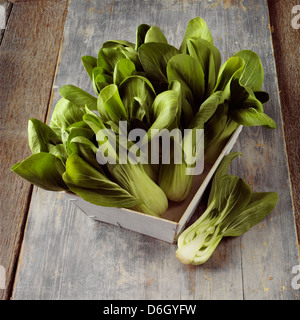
[28, 118, 61, 154]
[63, 154, 140, 208]
[49, 98, 85, 138]
[83, 110, 168, 217]
[113, 58, 136, 86]
[167, 53, 205, 112]
[81, 55, 98, 81]
[180, 17, 214, 52]
[11, 153, 67, 191]
[176, 152, 278, 265]
[144, 26, 168, 44]
[97, 84, 128, 123]
[138, 42, 180, 87]
[59, 85, 97, 110]
[11, 17, 278, 226]
[118, 75, 156, 125]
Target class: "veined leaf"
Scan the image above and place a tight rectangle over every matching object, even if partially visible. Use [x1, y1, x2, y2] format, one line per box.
[176, 152, 278, 265]
[215, 175, 252, 220]
[81, 55, 97, 81]
[28, 119, 61, 154]
[59, 85, 97, 110]
[135, 23, 151, 50]
[188, 91, 223, 130]
[144, 25, 168, 44]
[83, 112, 119, 164]
[207, 152, 242, 206]
[11, 152, 67, 191]
[214, 56, 245, 93]
[168, 80, 183, 127]
[97, 84, 128, 123]
[138, 42, 180, 84]
[49, 98, 85, 137]
[49, 144, 68, 163]
[113, 58, 136, 86]
[186, 37, 221, 97]
[180, 17, 213, 53]
[97, 47, 127, 73]
[63, 154, 140, 208]
[149, 90, 179, 133]
[82, 110, 106, 134]
[110, 44, 143, 71]
[233, 50, 264, 92]
[108, 162, 168, 216]
[92, 67, 113, 94]
[69, 136, 105, 173]
[70, 136, 98, 154]
[66, 120, 90, 131]
[167, 53, 205, 111]
[158, 157, 193, 202]
[222, 192, 279, 236]
[102, 40, 135, 49]
[66, 126, 94, 155]
[119, 75, 156, 123]
[230, 107, 277, 128]
[229, 77, 264, 112]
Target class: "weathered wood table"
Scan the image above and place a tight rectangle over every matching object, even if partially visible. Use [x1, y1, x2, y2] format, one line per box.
[1, 0, 299, 300]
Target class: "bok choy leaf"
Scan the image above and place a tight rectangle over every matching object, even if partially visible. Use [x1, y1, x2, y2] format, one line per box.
[176, 152, 278, 265]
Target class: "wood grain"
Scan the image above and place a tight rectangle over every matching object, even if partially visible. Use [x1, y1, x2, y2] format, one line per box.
[267, 0, 300, 246]
[11, 0, 299, 300]
[0, 0, 68, 300]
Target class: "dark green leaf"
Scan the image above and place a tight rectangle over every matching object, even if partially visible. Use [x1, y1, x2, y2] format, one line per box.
[81, 55, 98, 81]
[49, 144, 68, 163]
[62, 154, 140, 208]
[233, 50, 264, 92]
[230, 107, 277, 128]
[97, 47, 127, 73]
[167, 53, 205, 110]
[28, 119, 61, 154]
[113, 58, 136, 86]
[11, 152, 67, 191]
[92, 67, 113, 94]
[188, 91, 223, 130]
[180, 17, 213, 53]
[135, 23, 151, 50]
[119, 75, 156, 123]
[207, 152, 242, 206]
[149, 90, 179, 133]
[49, 98, 85, 137]
[97, 84, 128, 123]
[223, 192, 279, 236]
[138, 42, 180, 84]
[186, 37, 221, 97]
[214, 56, 245, 93]
[59, 85, 97, 110]
[144, 26, 168, 44]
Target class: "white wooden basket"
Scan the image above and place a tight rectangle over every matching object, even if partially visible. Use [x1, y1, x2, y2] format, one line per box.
[62, 126, 243, 243]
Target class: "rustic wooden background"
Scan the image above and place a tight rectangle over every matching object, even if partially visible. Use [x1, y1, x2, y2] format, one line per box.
[0, 0, 299, 300]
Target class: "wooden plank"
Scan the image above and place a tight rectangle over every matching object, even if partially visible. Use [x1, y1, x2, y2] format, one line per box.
[12, 0, 299, 300]
[0, 0, 68, 300]
[267, 0, 300, 244]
